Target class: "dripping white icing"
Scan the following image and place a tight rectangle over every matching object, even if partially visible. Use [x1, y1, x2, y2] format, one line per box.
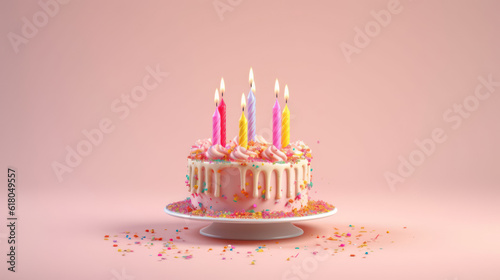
[187, 159, 311, 199]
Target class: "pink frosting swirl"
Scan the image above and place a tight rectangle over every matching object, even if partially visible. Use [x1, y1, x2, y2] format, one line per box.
[198, 138, 213, 147]
[289, 140, 312, 161]
[205, 144, 230, 160]
[189, 139, 212, 159]
[262, 145, 288, 162]
[189, 137, 312, 162]
[285, 145, 303, 160]
[229, 146, 257, 161]
[225, 136, 239, 150]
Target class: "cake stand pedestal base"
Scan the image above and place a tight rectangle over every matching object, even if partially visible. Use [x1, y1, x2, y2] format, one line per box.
[199, 222, 303, 240]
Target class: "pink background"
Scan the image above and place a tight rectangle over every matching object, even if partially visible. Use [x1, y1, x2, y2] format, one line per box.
[1, 0, 499, 279]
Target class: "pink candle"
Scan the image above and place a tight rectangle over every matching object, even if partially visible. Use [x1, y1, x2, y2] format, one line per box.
[213, 89, 221, 145]
[273, 79, 281, 149]
[219, 97, 226, 147]
[219, 78, 226, 147]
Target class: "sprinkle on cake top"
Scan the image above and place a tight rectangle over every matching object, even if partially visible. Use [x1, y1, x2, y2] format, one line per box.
[188, 135, 312, 163]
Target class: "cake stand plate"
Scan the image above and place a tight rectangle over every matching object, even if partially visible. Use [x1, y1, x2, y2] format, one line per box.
[164, 203, 337, 240]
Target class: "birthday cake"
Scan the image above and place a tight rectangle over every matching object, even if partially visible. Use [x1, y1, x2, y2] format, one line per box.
[174, 69, 332, 217]
[186, 136, 313, 213]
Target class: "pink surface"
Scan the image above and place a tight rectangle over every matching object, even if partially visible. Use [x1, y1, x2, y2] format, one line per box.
[1, 0, 500, 279]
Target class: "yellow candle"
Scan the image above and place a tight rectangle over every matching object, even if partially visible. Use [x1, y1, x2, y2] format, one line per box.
[239, 93, 248, 148]
[281, 85, 290, 148]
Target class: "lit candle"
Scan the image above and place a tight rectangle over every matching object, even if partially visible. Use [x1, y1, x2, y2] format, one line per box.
[247, 68, 256, 142]
[239, 93, 248, 148]
[281, 85, 290, 148]
[273, 79, 281, 149]
[212, 89, 221, 145]
[218, 77, 227, 147]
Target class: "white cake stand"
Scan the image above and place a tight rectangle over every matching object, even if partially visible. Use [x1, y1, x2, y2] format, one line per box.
[164, 203, 337, 240]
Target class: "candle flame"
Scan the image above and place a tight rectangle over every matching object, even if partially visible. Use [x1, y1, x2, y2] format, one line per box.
[220, 77, 225, 96]
[284, 85, 289, 102]
[249, 67, 254, 88]
[214, 89, 219, 106]
[251, 81, 256, 93]
[241, 93, 246, 111]
[274, 79, 279, 98]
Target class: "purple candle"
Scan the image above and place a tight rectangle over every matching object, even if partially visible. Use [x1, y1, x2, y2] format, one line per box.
[247, 68, 256, 142]
[273, 79, 281, 149]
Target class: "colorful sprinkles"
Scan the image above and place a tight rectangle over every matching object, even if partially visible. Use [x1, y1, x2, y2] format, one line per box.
[166, 199, 335, 219]
[188, 138, 312, 163]
[104, 224, 401, 262]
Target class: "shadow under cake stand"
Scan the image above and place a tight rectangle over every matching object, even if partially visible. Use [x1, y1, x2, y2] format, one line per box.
[164, 202, 337, 240]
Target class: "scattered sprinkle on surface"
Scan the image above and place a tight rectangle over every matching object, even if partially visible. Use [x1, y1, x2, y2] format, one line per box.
[104, 224, 401, 263]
